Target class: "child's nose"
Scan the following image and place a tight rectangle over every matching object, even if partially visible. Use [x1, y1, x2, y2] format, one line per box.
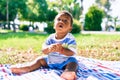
[59, 19, 65, 23]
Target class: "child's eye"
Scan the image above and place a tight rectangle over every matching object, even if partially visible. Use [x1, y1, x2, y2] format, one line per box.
[57, 18, 68, 24]
[57, 18, 61, 21]
[63, 20, 67, 23]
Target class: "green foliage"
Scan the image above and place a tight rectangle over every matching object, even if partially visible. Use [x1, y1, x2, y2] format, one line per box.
[0, 0, 82, 23]
[46, 9, 58, 21]
[0, 0, 28, 22]
[95, 0, 112, 25]
[0, 0, 6, 21]
[46, 0, 82, 20]
[19, 24, 28, 31]
[72, 3, 81, 20]
[84, 5, 104, 31]
[116, 25, 120, 31]
[47, 0, 74, 11]
[44, 21, 55, 34]
[19, 0, 48, 22]
[0, 0, 18, 21]
[71, 19, 81, 33]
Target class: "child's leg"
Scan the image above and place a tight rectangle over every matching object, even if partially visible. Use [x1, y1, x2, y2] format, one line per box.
[65, 62, 78, 72]
[10, 58, 48, 74]
[61, 62, 78, 80]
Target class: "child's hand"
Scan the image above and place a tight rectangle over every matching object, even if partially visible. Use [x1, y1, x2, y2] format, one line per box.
[49, 43, 63, 53]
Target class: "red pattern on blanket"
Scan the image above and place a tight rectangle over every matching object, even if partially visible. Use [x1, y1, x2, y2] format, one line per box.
[0, 57, 120, 80]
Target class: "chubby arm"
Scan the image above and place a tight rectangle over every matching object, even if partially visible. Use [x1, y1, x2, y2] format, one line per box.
[42, 43, 74, 56]
[60, 46, 74, 56]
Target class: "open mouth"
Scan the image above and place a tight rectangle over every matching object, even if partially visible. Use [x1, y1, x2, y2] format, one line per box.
[59, 25, 63, 28]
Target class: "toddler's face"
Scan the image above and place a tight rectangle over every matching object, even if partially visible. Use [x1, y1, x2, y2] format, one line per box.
[54, 13, 72, 34]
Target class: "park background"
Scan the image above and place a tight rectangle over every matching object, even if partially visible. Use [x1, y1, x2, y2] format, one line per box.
[0, 0, 120, 64]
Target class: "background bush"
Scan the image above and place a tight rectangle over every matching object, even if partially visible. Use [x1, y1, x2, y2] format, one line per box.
[116, 25, 120, 31]
[71, 19, 81, 33]
[84, 5, 104, 31]
[19, 24, 29, 31]
[44, 21, 55, 34]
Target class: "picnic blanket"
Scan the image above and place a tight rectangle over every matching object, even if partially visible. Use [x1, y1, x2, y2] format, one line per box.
[0, 56, 120, 80]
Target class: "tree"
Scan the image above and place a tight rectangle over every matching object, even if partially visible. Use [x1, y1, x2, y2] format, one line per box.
[46, 9, 58, 21]
[0, 0, 19, 22]
[46, 0, 82, 20]
[84, 5, 104, 31]
[113, 16, 120, 30]
[0, 0, 6, 21]
[0, 0, 26, 31]
[95, 0, 115, 30]
[71, 3, 81, 20]
[19, 0, 48, 22]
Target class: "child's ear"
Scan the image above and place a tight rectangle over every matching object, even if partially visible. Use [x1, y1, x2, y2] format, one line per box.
[69, 26, 72, 32]
[53, 22, 55, 29]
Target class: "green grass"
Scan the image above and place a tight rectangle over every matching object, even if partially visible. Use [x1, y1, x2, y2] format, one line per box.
[0, 32, 120, 64]
[0, 32, 48, 52]
[75, 34, 120, 61]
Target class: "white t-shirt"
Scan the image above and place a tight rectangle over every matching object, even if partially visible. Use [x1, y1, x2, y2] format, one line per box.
[42, 33, 77, 64]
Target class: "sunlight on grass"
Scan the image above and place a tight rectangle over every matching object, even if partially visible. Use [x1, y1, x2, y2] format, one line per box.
[0, 32, 48, 53]
[0, 32, 120, 64]
[75, 34, 120, 61]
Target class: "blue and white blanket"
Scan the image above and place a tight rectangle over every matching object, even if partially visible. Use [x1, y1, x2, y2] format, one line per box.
[0, 56, 120, 80]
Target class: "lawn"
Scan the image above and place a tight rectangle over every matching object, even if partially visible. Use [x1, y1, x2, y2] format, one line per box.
[0, 32, 120, 64]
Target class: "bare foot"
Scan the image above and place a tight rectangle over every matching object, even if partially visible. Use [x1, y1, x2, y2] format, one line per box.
[60, 71, 76, 80]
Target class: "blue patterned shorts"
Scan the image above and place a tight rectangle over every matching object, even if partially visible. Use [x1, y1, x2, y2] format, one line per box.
[44, 57, 78, 70]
